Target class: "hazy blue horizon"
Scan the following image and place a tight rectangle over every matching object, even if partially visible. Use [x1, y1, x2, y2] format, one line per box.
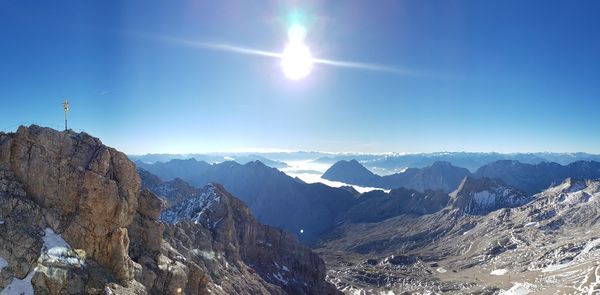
[2, 1, 599, 154]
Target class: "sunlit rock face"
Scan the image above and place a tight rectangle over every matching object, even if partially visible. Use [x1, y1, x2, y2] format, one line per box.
[0, 125, 140, 283]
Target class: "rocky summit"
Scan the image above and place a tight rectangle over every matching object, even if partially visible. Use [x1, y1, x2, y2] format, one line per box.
[0, 125, 338, 294]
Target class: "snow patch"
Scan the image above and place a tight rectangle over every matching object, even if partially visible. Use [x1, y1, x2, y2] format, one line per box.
[524, 222, 539, 228]
[0, 256, 7, 270]
[436, 267, 447, 273]
[272, 272, 288, 285]
[543, 238, 600, 273]
[0, 270, 35, 295]
[473, 190, 495, 208]
[1, 227, 83, 295]
[491, 269, 508, 275]
[499, 282, 534, 295]
[41, 228, 84, 266]
[193, 249, 218, 261]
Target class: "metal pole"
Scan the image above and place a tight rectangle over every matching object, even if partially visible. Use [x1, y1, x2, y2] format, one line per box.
[63, 100, 69, 131]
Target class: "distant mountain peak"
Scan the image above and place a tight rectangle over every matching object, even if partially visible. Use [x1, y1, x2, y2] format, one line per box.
[430, 160, 454, 168]
[450, 176, 530, 214]
[322, 159, 378, 186]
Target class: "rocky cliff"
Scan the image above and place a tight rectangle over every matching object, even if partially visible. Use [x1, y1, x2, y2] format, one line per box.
[0, 125, 339, 294]
[159, 183, 338, 294]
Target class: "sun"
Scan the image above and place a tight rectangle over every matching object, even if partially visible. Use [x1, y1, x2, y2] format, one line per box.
[281, 41, 313, 80]
[280, 23, 313, 80]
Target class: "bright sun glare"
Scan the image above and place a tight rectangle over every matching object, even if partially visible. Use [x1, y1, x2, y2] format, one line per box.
[281, 24, 313, 80]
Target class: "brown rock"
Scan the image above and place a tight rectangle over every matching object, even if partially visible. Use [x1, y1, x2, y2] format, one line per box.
[0, 125, 140, 282]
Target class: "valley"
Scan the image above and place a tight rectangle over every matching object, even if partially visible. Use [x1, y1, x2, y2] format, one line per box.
[135, 150, 600, 294]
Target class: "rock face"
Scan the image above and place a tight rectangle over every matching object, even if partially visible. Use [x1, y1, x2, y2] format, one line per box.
[0, 125, 339, 294]
[340, 188, 449, 223]
[0, 125, 139, 283]
[138, 168, 200, 208]
[159, 183, 340, 294]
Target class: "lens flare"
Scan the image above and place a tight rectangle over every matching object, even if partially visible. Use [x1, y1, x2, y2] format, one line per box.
[288, 24, 307, 42]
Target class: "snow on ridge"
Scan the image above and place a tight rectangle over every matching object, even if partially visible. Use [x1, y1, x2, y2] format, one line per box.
[473, 190, 495, 208]
[272, 272, 289, 285]
[160, 184, 220, 224]
[491, 269, 508, 275]
[499, 282, 534, 295]
[0, 269, 35, 295]
[0, 256, 7, 270]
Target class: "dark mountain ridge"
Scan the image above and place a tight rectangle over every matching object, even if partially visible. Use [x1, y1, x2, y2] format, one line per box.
[323, 158, 600, 196]
[322, 160, 471, 192]
[475, 159, 600, 194]
[138, 159, 359, 242]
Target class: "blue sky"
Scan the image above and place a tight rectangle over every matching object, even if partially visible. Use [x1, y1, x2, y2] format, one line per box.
[1, 0, 599, 154]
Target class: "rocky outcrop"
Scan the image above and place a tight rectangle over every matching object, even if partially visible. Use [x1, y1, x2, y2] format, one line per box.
[0, 125, 339, 294]
[449, 176, 531, 215]
[151, 178, 341, 294]
[138, 168, 199, 208]
[0, 125, 139, 283]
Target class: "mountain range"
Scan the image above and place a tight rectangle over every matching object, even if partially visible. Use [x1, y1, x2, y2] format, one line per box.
[4, 125, 600, 294]
[130, 151, 600, 175]
[318, 177, 600, 293]
[315, 152, 600, 173]
[323, 158, 600, 194]
[137, 159, 358, 242]
[322, 160, 471, 192]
